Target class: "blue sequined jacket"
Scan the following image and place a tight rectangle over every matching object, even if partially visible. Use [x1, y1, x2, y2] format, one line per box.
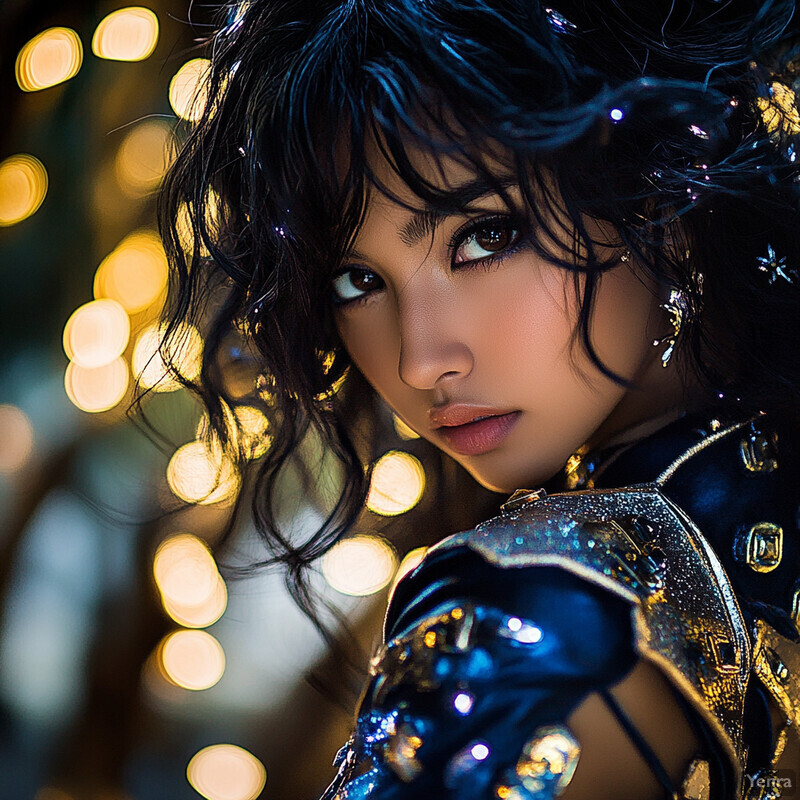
[321, 414, 800, 800]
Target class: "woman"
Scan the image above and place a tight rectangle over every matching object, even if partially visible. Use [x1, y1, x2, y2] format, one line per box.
[159, 0, 800, 797]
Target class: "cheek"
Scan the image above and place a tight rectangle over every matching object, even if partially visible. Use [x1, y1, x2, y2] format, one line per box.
[589, 269, 660, 374]
[468, 262, 579, 377]
[495, 275, 571, 348]
[489, 261, 657, 388]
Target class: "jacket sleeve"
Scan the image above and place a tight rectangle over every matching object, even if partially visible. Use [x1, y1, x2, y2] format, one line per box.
[321, 544, 639, 800]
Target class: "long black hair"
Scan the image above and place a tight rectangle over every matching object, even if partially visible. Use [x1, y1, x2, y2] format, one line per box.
[157, 0, 800, 613]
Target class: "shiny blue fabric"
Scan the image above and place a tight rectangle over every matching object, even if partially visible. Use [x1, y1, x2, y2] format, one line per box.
[323, 559, 635, 799]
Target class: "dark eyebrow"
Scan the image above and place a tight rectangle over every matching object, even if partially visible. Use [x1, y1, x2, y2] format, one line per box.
[398, 176, 519, 246]
[346, 176, 519, 259]
[398, 208, 443, 247]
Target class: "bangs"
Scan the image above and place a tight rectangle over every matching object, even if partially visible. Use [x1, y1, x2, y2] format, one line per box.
[217, 0, 739, 302]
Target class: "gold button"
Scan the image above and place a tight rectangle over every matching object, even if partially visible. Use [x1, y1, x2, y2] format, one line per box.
[739, 430, 779, 473]
[682, 758, 710, 800]
[734, 522, 783, 573]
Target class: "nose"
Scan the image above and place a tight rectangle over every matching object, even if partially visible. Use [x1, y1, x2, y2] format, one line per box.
[396, 285, 474, 390]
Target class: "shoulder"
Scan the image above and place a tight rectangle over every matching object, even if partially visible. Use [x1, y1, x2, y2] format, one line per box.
[325, 487, 730, 799]
[386, 482, 750, 777]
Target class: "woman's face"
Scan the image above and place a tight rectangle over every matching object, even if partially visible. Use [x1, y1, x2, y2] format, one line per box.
[333, 151, 686, 493]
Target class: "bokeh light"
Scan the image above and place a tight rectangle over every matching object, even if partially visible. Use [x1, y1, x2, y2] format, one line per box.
[471, 743, 490, 761]
[153, 534, 228, 628]
[0, 405, 35, 473]
[166, 440, 241, 506]
[174, 189, 222, 256]
[162, 580, 228, 629]
[159, 630, 225, 690]
[63, 299, 130, 368]
[169, 58, 211, 122]
[92, 7, 159, 62]
[64, 357, 129, 413]
[16, 27, 83, 92]
[233, 406, 271, 459]
[114, 119, 174, 197]
[0, 154, 48, 227]
[366, 450, 426, 516]
[94, 229, 168, 313]
[321, 534, 398, 596]
[393, 414, 420, 440]
[187, 744, 267, 800]
[133, 322, 203, 392]
[197, 404, 271, 461]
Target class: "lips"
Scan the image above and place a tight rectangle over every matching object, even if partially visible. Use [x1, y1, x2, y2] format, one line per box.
[429, 405, 521, 456]
[429, 404, 512, 429]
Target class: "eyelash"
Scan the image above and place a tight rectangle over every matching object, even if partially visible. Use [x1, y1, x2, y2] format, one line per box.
[331, 214, 528, 308]
[447, 214, 528, 271]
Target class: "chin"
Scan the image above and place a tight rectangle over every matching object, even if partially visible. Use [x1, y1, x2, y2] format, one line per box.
[473, 476, 514, 494]
[465, 453, 568, 496]
[467, 467, 542, 496]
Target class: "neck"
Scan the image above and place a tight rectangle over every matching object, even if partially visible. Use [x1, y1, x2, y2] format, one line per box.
[586, 350, 714, 454]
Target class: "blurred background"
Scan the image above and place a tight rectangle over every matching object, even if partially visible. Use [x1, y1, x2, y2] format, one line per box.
[0, 2, 501, 799]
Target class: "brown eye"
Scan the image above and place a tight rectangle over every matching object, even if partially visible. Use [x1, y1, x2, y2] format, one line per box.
[351, 271, 381, 291]
[474, 226, 512, 252]
[332, 267, 385, 304]
[453, 219, 521, 265]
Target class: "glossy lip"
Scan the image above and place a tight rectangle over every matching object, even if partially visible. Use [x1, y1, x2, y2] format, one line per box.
[429, 404, 514, 429]
[431, 406, 522, 456]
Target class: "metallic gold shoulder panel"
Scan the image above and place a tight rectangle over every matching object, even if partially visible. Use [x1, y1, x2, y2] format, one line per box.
[429, 484, 750, 789]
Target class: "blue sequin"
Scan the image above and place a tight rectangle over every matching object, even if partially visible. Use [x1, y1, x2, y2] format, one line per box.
[335, 768, 382, 799]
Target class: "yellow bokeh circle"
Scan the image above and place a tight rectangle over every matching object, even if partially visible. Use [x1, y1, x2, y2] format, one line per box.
[92, 7, 159, 62]
[133, 321, 202, 392]
[233, 406, 271, 459]
[114, 119, 174, 197]
[187, 744, 267, 800]
[153, 533, 228, 628]
[0, 154, 48, 227]
[159, 630, 225, 690]
[166, 440, 240, 506]
[321, 534, 398, 596]
[169, 58, 211, 122]
[366, 450, 426, 516]
[16, 27, 83, 92]
[94, 229, 168, 313]
[63, 298, 130, 368]
[64, 357, 129, 413]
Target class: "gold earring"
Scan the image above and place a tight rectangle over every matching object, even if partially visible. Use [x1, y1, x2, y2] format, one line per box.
[653, 288, 688, 368]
